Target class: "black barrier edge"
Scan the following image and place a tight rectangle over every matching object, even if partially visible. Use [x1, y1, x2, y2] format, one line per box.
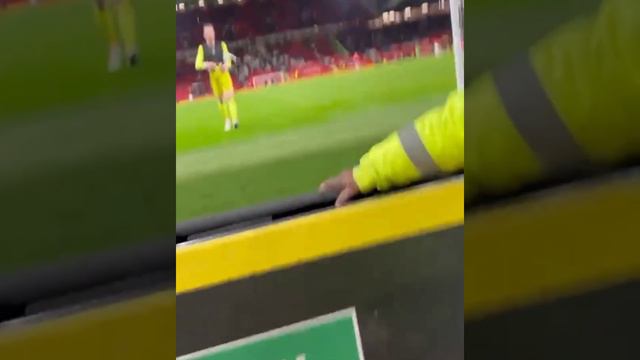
[0, 239, 174, 322]
[0, 176, 457, 321]
[465, 280, 640, 359]
[1, 273, 174, 331]
[176, 192, 338, 243]
[176, 174, 462, 244]
[466, 162, 640, 212]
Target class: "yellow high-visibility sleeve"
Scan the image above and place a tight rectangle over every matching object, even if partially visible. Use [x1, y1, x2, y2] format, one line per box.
[419, 91, 465, 172]
[530, 0, 640, 165]
[465, 0, 640, 199]
[353, 91, 464, 193]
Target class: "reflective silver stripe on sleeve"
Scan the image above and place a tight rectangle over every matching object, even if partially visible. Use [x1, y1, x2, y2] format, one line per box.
[492, 53, 589, 173]
[398, 123, 440, 176]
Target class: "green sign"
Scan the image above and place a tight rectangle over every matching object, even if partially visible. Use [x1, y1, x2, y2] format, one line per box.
[178, 308, 364, 360]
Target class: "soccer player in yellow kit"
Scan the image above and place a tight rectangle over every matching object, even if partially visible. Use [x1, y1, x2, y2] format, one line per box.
[95, 0, 138, 72]
[195, 23, 239, 132]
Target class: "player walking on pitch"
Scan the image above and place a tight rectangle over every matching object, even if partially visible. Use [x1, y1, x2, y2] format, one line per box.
[195, 23, 239, 132]
[95, 0, 138, 72]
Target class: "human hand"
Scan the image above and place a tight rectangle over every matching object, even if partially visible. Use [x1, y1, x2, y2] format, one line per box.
[319, 169, 361, 207]
[220, 63, 229, 72]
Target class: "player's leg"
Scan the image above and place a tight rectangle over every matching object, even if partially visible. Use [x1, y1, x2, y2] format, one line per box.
[223, 91, 239, 129]
[211, 75, 231, 131]
[95, 0, 122, 72]
[113, 0, 138, 66]
[220, 72, 239, 129]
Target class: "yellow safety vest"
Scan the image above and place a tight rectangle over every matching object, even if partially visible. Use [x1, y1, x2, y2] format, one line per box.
[354, 0, 639, 198]
[195, 41, 232, 71]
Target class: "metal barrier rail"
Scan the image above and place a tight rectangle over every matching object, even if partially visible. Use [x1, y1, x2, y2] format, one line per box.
[175, 175, 456, 244]
[0, 240, 174, 322]
[0, 174, 452, 323]
[0, 289, 176, 359]
[176, 192, 338, 244]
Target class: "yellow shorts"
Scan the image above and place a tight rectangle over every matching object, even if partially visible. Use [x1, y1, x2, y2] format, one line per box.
[209, 70, 234, 98]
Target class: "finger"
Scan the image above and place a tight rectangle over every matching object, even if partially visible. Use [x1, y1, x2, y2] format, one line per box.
[319, 182, 328, 192]
[319, 181, 337, 193]
[319, 176, 342, 193]
[335, 186, 359, 207]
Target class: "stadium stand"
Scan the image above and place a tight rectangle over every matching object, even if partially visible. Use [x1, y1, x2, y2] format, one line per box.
[176, 0, 454, 101]
[0, 0, 34, 9]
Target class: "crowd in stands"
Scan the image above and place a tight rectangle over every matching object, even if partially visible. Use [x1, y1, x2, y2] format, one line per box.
[0, 0, 38, 9]
[228, 43, 306, 87]
[177, 0, 375, 50]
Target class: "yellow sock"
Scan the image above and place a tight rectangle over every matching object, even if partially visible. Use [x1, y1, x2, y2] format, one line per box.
[218, 102, 229, 119]
[96, 3, 118, 46]
[115, 0, 137, 56]
[226, 98, 238, 122]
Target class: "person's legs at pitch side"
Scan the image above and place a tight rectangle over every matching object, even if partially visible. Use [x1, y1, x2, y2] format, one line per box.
[95, 0, 121, 72]
[96, 0, 138, 72]
[222, 90, 238, 130]
[211, 75, 231, 131]
[220, 72, 239, 129]
[113, 0, 138, 66]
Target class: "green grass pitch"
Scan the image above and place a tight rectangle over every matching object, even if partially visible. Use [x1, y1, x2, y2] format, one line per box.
[1, 0, 175, 273]
[176, 54, 457, 221]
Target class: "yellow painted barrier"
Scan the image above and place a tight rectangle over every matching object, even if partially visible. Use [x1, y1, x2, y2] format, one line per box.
[465, 172, 640, 319]
[177, 178, 464, 294]
[0, 290, 175, 359]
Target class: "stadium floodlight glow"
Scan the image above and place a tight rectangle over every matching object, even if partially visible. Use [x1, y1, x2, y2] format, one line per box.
[199, 0, 205, 8]
[422, 2, 429, 14]
[218, 0, 223, 4]
[382, 11, 389, 24]
[178, 2, 185, 11]
[405, 7, 411, 20]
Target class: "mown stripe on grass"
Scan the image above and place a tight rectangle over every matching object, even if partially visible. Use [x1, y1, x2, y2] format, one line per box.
[176, 96, 446, 182]
[0, 90, 174, 188]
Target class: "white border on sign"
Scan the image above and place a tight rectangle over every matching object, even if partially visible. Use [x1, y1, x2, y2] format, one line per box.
[351, 308, 366, 360]
[178, 307, 365, 360]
